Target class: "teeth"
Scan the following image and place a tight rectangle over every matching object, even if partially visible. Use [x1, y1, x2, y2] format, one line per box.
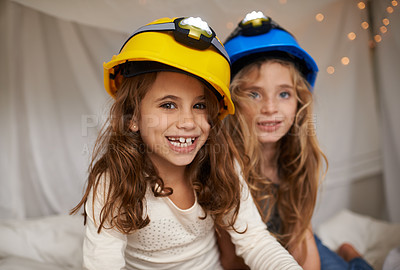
[168, 137, 195, 148]
[260, 122, 277, 126]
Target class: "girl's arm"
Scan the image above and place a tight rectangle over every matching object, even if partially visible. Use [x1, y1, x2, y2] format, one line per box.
[289, 226, 320, 270]
[83, 178, 127, 270]
[226, 171, 301, 270]
[217, 227, 249, 270]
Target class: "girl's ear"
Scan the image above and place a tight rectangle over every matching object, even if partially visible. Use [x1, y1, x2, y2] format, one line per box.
[130, 120, 139, 132]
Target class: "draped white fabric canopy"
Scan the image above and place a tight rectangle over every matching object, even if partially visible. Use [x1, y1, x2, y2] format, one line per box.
[0, 0, 399, 224]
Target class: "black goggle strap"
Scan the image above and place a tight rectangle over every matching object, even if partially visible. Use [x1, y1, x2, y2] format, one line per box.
[118, 18, 230, 64]
[118, 22, 176, 52]
[210, 38, 230, 63]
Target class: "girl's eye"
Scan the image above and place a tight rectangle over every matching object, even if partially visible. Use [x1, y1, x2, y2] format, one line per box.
[279, 91, 290, 99]
[160, 102, 176, 109]
[194, 103, 206, 110]
[248, 91, 260, 99]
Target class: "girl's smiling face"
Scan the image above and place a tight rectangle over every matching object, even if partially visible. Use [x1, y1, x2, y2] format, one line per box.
[240, 61, 298, 146]
[134, 71, 211, 171]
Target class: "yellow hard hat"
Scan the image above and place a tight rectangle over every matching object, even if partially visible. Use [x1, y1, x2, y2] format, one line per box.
[103, 17, 234, 119]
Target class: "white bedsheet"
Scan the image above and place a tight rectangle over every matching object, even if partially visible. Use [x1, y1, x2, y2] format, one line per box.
[0, 210, 399, 269]
[0, 256, 80, 270]
[0, 214, 84, 270]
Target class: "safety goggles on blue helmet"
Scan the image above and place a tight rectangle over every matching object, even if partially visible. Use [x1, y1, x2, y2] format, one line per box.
[224, 11, 318, 88]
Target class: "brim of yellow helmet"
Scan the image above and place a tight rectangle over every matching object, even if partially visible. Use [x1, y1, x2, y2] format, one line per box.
[104, 60, 234, 119]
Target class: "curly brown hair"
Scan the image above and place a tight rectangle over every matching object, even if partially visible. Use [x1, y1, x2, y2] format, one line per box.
[71, 72, 242, 234]
[226, 58, 328, 262]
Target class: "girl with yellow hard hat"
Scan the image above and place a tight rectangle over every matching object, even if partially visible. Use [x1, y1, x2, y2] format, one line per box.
[72, 16, 301, 269]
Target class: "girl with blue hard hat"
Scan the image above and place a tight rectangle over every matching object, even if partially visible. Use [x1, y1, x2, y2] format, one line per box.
[218, 11, 374, 270]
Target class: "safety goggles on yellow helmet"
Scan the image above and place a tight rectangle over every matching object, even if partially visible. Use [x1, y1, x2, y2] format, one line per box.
[103, 17, 234, 119]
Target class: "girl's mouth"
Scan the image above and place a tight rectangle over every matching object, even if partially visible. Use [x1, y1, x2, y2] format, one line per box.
[258, 121, 281, 127]
[166, 136, 196, 148]
[257, 121, 282, 132]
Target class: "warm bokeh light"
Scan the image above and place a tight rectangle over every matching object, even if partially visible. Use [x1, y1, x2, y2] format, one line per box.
[361, 21, 369, 29]
[374, 34, 382, 43]
[347, 32, 357, 40]
[139, 0, 146, 5]
[279, 0, 287, 4]
[387, 6, 394, 13]
[380, 26, 388, 34]
[392, 0, 398, 6]
[226, 22, 234, 29]
[327, 66, 335, 74]
[383, 18, 390, 25]
[315, 13, 325, 22]
[341, 57, 350, 65]
[357, 1, 366, 9]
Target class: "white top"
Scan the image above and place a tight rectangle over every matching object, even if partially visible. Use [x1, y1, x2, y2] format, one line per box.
[83, 168, 301, 270]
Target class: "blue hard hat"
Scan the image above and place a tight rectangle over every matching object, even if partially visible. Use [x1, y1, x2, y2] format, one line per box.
[224, 11, 318, 88]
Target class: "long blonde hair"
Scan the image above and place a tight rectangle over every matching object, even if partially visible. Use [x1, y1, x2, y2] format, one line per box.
[71, 71, 242, 234]
[227, 58, 327, 259]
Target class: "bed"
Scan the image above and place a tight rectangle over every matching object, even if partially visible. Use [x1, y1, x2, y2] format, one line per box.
[0, 215, 83, 270]
[0, 210, 399, 269]
[316, 209, 400, 269]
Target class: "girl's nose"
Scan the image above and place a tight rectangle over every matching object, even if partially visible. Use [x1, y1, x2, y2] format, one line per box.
[260, 98, 278, 114]
[177, 111, 196, 129]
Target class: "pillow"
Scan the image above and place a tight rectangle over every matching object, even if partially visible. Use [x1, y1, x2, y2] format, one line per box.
[0, 214, 84, 268]
[382, 246, 400, 270]
[316, 209, 400, 270]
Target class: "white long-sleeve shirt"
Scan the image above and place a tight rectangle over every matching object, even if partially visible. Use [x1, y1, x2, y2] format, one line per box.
[83, 170, 301, 270]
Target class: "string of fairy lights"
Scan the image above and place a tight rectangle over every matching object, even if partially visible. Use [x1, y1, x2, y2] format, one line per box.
[224, 0, 398, 75]
[314, 0, 398, 75]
